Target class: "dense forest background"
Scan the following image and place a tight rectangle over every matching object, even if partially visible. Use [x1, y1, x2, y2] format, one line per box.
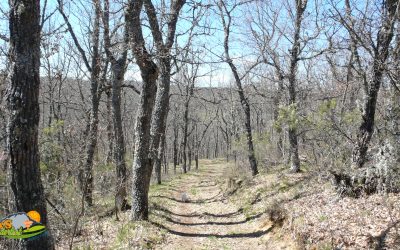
[0, 0, 399, 249]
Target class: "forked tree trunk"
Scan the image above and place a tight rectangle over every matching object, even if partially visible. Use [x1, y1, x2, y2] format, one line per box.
[351, 0, 398, 169]
[150, 59, 171, 184]
[126, 0, 159, 220]
[331, 0, 399, 197]
[146, 0, 185, 182]
[7, 0, 54, 248]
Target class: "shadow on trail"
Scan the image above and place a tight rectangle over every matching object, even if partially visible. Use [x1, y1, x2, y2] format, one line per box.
[154, 211, 264, 226]
[150, 221, 272, 238]
[196, 182, 218, 188]
[152, 191, 223, 204]
[203, 208, 243, 218]
[152, 205, 243, 218]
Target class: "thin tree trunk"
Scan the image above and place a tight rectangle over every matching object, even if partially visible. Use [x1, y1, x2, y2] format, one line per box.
[182, 99, 190, 173]
[154, 133, 166, 184]
[214, 129, 219, 158]
[7, 0, 54, 248]
[188, 142, 192, 171]
[81, 0, 102, 206]
[111, 60, 128, 209]
[287, 0, 307, 173]
[103, 0, 129, 211]
[218, 0, 258, 176]
[106, 89, 113, 164]
[173, 124, 178, 174]
[273, 77, 284, 159]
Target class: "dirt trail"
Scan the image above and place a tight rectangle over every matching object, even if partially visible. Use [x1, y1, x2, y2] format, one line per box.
[151, 160, 277, 250]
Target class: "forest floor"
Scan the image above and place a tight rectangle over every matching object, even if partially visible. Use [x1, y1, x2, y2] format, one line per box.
[59, 159, 400, 250]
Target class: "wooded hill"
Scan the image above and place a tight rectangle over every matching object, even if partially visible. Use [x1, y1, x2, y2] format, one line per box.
[0, 0, 399, 249]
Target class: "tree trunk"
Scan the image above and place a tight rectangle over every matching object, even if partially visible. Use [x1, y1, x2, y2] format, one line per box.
[351, 0, 397, 169]
[173, 124, 178, 174]
[81, 0, 102, 206]
[106, 89, 113, 164]
[111, 59, 128, 210]
[218, 1, 258, 176]
[130, 65, 158, 219]
[154, 133, 166, 184]
[287, 0, 307, 173]
[103, 0, 129, 212]
[214, 129, 219, 158]
[195, 153, 199, 170]
[182, 99, 190, 173]
[273, 77, 284, 159]
[7, 0, 54, 248]
[188, 143, 192, 171]
[126, 0, 159, 220]
[150, 59, 171, 184]
[145, 0, 185, 177]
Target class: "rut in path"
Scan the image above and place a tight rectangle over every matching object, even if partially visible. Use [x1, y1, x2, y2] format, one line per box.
[150, 160, 279, 250]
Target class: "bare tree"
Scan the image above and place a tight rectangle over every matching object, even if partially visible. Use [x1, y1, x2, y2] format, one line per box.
[179, 59, 198, 173]
[147, 0, 186, 183]
[126, 0, 159, 220]
[58, 0, 103, 206]
[348, 0, 399, 168]
[217, 0, 258, 176]
[103, 0, 130, 215]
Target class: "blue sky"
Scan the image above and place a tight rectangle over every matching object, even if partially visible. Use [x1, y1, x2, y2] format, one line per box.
[0, 0, 383, 88]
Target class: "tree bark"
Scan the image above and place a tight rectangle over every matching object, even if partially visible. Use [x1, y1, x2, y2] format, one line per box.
[173, 121, 179, 174]
[154, 133, 166, 184]
[147, 0, 186, 183]
[273, 76, 284, 159]
[105, 89, 113, 164]
[182, 96, 190, 173]
[103, 0, 129, 213]
[7, 0, 54, 248]
[287, 0, 307, 173]
[126, 0, 159, 220]
[351, 0, 398, 168]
